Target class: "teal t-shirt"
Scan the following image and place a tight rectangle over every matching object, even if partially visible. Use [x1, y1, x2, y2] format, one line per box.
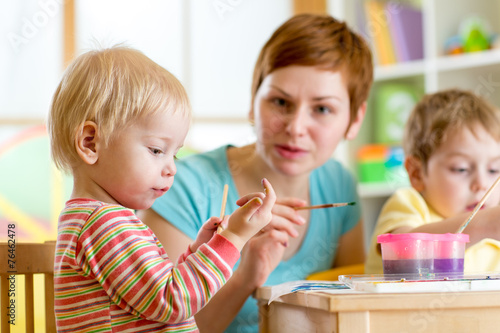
[152, 145, 361, 333]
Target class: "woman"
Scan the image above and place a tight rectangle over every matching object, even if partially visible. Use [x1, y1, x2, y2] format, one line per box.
[139, 13, 373, 332]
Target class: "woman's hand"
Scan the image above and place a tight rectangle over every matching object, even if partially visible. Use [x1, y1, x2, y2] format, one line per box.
[232, 197, 307, 289]
[260, 197, 307, 237]
[233, 228, 289, 289]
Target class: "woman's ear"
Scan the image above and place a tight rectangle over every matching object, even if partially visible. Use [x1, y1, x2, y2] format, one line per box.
[75, 121, 99, 165]
[405, 155, 425, 192]
[345, 102, 367, 140]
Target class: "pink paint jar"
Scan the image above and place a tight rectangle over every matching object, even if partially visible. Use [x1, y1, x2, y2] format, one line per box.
[377, 233, 469, 275]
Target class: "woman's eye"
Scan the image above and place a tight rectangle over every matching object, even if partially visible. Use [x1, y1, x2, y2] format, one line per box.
[272, 98, 288, 108]
[315, 105, 332, 114]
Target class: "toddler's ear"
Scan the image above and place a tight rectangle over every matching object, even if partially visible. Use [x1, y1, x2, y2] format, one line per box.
[405, 155, 425, 192]
[75, 121, 99, 165]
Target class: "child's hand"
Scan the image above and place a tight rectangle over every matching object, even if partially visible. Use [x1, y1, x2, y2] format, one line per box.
[189, 216, 227, 253]
[220, 178, 276, 251]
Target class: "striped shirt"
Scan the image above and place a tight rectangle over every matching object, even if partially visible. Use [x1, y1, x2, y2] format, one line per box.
[54, 198, 239, 332]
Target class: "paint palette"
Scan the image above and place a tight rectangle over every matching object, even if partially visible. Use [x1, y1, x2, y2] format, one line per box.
[339, 273, 500, 293]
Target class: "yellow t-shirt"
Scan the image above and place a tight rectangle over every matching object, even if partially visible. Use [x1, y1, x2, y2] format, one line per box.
[365, 187, 500, 274]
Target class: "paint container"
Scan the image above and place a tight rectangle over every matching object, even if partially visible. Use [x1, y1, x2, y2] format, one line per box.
[377, 233, 469, 275]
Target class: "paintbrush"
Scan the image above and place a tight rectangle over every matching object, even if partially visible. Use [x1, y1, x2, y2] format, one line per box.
[217, 184, 229, 234]
[294, 202, 356, 211]
[457, 175, 500, 233]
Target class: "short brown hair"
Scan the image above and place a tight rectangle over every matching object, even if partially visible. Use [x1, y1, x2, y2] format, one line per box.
[403, 89, 500, 166]
[48, 46, 191, 173]
[251, 13, 373, 126]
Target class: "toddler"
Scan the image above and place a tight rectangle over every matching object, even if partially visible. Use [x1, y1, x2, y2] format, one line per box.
[366, 89, 500, 274]
[48, 46, 275, 332]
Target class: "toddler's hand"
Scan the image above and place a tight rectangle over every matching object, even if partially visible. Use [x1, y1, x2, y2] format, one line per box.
[220, 178, 276, 251]
[189, 216, 227, 253]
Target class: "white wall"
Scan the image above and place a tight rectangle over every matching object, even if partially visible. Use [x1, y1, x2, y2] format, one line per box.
[186, 0, 291, 118]
[75, 0, 186, 81]
[1, 0, 292, 150]
[0, 0, 63, 119]
[76, 0, 292, 119]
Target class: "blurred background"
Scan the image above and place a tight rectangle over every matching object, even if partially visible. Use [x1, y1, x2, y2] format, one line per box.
[3, 0, 500, 248]
[4, 1, 500, 329]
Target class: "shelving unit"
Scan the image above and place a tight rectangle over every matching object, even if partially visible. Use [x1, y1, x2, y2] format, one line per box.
[328, 0, 500, 248]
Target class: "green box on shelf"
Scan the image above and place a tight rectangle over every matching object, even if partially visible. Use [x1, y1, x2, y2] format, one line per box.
[374, 83, 422, 144]
[359, 161, 386, 182]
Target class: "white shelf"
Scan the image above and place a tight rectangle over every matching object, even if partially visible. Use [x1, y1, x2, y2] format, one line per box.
[374, 49, 500, 81]
[374, 60, 425, 81]
[358, 181, 408, 199]
[433, 49, 500, 72]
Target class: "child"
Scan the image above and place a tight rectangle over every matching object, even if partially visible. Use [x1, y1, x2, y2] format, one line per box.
[48, 46, 276, 332]
[365, 89, 500, 274]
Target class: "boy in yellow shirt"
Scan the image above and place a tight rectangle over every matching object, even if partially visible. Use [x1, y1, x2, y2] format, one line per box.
[366, 89, 500, 274]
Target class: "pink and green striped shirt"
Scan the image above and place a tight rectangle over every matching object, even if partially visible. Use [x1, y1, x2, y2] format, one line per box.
[54, 198, 239, 332]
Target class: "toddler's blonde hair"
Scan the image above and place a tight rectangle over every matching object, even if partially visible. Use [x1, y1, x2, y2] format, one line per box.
[48, 46, 191, 173]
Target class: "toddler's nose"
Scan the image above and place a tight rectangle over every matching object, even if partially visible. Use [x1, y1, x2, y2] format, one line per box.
[162, 160, 177, 177]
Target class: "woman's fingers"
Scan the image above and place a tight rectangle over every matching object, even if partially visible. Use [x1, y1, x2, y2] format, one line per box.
[256, 198, 306, 237]
[276, 197, 308, 209]
[262, 228, 290, 247]
[272, 201, 306, 225]
[235, 229, 289, 288]
[261, 214, 298, 237]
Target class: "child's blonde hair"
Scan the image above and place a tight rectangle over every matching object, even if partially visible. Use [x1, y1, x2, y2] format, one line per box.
[48, 46, 191, 173]
[404, 89, 500, 168]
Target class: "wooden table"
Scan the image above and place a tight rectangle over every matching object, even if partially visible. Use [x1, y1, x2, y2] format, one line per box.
[255, 286, 500, 332]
